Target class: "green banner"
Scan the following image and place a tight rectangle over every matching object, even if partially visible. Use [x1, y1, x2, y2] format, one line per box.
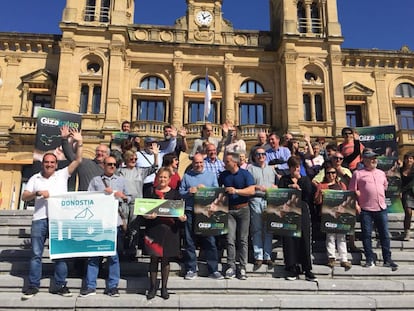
[134, 198, 184, 217]
[320, 190, 356, 234]
[264, 188, 302, 237]
[194, 187, 228, 236]
[357, 125, 402, 213]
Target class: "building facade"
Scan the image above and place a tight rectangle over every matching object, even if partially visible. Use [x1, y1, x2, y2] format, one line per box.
[0, 0, 413, 209]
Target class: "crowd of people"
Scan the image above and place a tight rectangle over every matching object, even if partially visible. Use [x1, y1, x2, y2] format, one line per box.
[21, 122, 412, 300]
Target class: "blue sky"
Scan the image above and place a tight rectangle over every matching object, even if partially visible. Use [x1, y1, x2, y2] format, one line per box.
[0, 0, 412, 50]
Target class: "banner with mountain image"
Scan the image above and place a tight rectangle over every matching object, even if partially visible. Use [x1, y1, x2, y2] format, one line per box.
[356, 125, 402, 213]
[47, 192, 118, 260]
[264, 188, 303, 237]
[134, 198, 184, 217]
[194, 187, 228, 236]
[320, 190, 357, 234]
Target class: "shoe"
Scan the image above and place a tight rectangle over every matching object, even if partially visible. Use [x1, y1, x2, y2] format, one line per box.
[209, 271, 224, 280]
[105, 287, 120, 297]
[285, 271, 298, 281]
[305, 271, 318, 282]
[161, 288, 169, 300]
[79, 288, 96, 297]
[340, 261, 352, 271]
[52, 285, 72, 297]
[327, 258, 336, 268]
[21, 287, 39, 300]
[364, 261, 375, 268]
[184, 270, 197, 280]
[224, 267, 236, 279]
[238, 269, 247, 280]
[383, 260, 398, 271]
[253, 260, 263, 271]
[263, 259, 275, 268]
[146, 287, 156, 300]
[404, 230, 411, 241]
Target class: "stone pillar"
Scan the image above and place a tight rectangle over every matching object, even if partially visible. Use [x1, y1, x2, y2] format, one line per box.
[55, 39, 75, 111]
[373, 70, 390, 125]
[328, 50, 346, 136]
[172, 60, 184, 127]
[224, 62, 234, 123]
[282, 50, 300, 133]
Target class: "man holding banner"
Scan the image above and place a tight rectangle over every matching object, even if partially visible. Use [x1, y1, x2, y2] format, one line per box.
[80, 156, 132, 297]
[349, 149, 398, 270]
[21, 128, 83, 300]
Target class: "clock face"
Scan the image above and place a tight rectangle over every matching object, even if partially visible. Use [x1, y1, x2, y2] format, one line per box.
[196, 10, 213, 26]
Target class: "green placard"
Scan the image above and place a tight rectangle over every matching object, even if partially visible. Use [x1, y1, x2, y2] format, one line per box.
[134, 198, 184, 217]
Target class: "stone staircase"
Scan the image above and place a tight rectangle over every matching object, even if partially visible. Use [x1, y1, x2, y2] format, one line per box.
[1, 210, 414, 310]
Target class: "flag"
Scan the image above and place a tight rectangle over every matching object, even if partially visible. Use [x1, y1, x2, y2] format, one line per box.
[204, 73, 212, 119]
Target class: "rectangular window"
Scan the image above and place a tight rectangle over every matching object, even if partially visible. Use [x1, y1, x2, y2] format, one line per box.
[303, 94, 311, 121]
[32, 94, 52, 117]
[92, 86, 101, 114]
[84, 0, 96, 21]
[315, 94, 323, 121]
[137, 100, 165, 121]
[79, 85, 89, 113]
[189, 101, 216, 123]
[396, 108, 414, 130]
[239, 103, 265, 125]
[346, 105, 363, 127]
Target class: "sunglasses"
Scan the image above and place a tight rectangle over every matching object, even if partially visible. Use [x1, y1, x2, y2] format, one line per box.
[344, 132, 353, 135]
[326, 171, 337, 174]
[105, 163, 117, 167]
[334, 157, 344, 160]
[129, 158, 137, 161]
[255, 152, 266, 157]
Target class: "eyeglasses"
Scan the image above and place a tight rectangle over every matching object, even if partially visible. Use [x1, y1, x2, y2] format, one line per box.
[255, 152, 266, 157]
[326, 171, 337, 174]
[334, 157, 344, 160]
[129, 158, 137, 161]
[105, 163, 117, 167]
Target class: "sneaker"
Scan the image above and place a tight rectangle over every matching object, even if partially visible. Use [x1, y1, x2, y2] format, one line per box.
[383, 260, 398, 271]
[340, 261, 352, 271]
[285, 271, 298, 281]
[404, 231, 411, 241]
[224, 267, 236, 279]
[305, 271, 318, 282]
[52, 285, 72, 297]
[327, 258, 336, 268]
[238, 269, 247, 280]
[364, 261, 375, 268]
[253, 260, 263, 271]
[209, 271, 224, 280]
[184, 270, 197, 280]
[21, 287, 39, 300]
[105, 287, 120, 297]
[79, 288, 96, 297]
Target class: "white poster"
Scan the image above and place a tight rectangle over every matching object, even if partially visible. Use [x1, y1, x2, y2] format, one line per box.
[48, 192, 118, 259]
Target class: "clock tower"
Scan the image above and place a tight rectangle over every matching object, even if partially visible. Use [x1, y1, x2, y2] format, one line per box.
[186, 0, 228, 44]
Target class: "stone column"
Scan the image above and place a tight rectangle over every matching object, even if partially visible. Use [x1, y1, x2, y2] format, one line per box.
[172, 60, 184, 127]
[373, 70, 390, 125]
[224, 62, 234, 123]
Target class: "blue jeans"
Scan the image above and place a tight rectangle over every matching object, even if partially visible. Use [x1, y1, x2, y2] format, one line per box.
[227, 207, 250, 270]
[360, 209, 391, 263]
[249, 198, 273, 261]
[29, 218, 67, 288]
[85, 254, 120, 290]
[183, 210, 218, 274]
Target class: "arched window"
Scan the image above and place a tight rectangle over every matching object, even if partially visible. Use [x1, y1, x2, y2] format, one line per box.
[311, 2, 321, 33]
[140, 76, 166, 90]
[239, 80, 266, 125]
[84, 0, 111, 23]
[136, 76, 167, 121]
[188, 78, 217, 123]
[302, 69, 325, 122]
[297, 1, 306, 33]
[396, 83, 414, 98]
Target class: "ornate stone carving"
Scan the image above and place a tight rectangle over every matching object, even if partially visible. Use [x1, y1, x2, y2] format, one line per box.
[134, 30, 147, 41]
[160, 31, 174, 42]
[194, 30, 214, 42]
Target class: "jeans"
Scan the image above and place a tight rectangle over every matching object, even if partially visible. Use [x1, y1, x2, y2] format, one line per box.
[360, 209, 391, 263]
[227, 207, 250, 270]
[29, 218, 67, 288]
[183, 210, 218, 274]
[249, 198, 273, 261]
[85, 254, 120, 290]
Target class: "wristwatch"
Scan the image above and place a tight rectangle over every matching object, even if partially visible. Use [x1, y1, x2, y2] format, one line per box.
[35, 191, 41, 197]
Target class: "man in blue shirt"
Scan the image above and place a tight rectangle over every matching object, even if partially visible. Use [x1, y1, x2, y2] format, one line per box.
[179, 153, 224, 280]
[219, 153, 255, 280]
[204, 143, 225, 178]
[265, 133, 291, 178]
